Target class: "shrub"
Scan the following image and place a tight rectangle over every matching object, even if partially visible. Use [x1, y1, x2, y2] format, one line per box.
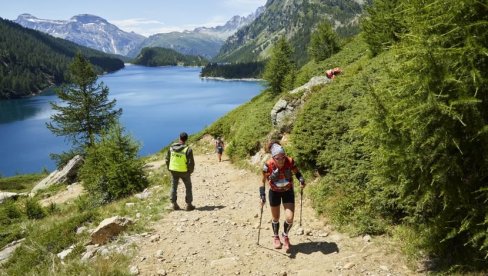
[25, 198, 46, 220]
[80, 123, 148, 203]
[0, 199, 23, 225]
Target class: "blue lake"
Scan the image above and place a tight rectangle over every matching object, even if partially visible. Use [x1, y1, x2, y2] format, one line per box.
[0, 65, 264, 176]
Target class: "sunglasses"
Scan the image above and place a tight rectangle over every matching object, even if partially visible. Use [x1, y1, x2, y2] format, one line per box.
[273, 155, 285, 161]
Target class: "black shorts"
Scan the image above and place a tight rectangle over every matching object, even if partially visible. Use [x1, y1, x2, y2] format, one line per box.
[269, 188, 295, 207]
[217, 147, 223, 154]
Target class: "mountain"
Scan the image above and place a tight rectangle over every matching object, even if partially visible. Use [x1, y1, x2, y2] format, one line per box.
[128, 7, 264, 59]
[193, 6, 265, 39]
[0, 18, 124, 99]
[15, 14, 146, 56]
[214, 0, 369, 65]
[128, 32, 223, 59]
[133, 47, 208, 67]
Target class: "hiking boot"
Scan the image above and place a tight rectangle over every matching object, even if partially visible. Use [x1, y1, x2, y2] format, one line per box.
[273, 235, 282, 249]
[186, 204, 195, 211]
[172, 203, 180, 210]
[283, 235, 291, 253]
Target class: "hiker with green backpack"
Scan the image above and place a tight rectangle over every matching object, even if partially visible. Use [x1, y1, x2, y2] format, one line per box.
[259, 141, 306, 253]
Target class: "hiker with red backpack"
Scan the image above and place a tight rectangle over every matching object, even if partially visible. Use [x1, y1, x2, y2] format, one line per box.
[215, 137, 225, 162]
[259, 142, 306, 253]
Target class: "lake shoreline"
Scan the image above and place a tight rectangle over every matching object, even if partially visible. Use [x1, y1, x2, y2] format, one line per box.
[200, 76, 264, 82]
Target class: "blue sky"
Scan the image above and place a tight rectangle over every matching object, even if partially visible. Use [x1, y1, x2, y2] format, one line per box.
[1, 0, 267, 36]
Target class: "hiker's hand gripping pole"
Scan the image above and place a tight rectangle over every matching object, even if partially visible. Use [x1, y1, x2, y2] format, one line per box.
[298, 178, 305, 227]
[300, 187, 303, 227]
[257, 186, 265, 245]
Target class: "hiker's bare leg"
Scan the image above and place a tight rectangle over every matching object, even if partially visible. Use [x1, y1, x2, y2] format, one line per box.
[271, 205, 281, 222]
[283, 203, 295, 223]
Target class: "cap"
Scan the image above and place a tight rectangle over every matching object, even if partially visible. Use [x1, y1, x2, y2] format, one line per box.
[179, 132, 188, 141]
[270, 143, 285, 157]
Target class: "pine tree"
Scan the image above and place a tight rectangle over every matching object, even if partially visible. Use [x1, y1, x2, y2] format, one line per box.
[47, 53, 122, 161]
[308, 20, 341, 62]
[263, 37, 295, 94]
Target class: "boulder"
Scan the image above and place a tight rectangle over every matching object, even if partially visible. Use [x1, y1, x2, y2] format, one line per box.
[90, 216, 133, 245]
[31, 155, 83, 195]
[270, 76, 331, 129]
[0, 192, 19, 203]
[0, 239, 24, 263]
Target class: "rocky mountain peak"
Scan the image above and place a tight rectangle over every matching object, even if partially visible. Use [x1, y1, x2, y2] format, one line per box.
[15, 13, 145, 56]
[70, 14, 109, 24]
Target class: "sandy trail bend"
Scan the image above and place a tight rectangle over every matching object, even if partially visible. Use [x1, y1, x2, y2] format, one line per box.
[134, 153, 416, 276]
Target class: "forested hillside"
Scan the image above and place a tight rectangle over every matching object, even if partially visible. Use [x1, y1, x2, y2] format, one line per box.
[200, 62, 264, 79]
[0, 18, 124, 99]
[128, 32, 223, 59]
[214, 0, 368, 66]
[203, 0, 488, 272]
[132, 47, 208, 67]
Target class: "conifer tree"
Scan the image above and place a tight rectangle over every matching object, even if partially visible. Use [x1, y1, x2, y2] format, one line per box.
[47, 53, 121, 163]
[263, 37, 295, 94]
[308, 20, 341, 62]
[361, 0, 406, 56]
[369, 0, 488, 263]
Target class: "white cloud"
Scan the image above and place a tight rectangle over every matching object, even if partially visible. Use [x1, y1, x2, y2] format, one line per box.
[111, 16, 235, 36]
[110, 18, 192, 36]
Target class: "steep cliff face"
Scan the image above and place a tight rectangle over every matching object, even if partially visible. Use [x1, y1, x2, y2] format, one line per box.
[214, 0, 369, 65]
[15, 14, 146, 56]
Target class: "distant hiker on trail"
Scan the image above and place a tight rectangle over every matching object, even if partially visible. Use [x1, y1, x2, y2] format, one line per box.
[326, 67, 342, 79]
[165, 132, 196, 211]
[215, 137, 225, 162]
[260, 142, 306, 253]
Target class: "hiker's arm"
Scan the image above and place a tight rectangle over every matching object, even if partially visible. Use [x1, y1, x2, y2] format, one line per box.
[165, 150, 170, 169]
[187, 148, 195, 174]
[260, 164, 269, 204]
[291, 159, 305, 187]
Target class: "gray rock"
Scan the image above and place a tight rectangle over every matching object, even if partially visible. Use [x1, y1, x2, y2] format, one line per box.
[129, 265, 139, 275]
[57, 245, 75, 260]
[31, 155, 83, 195]
[0, 192, 19, 203]
[0, 239, 24, 263]
[81, 245, 98, 261]
[270, 76, 331, 129]
[134, 188, 151, 200]
[90, 216, 133, 245]
[149, 234, 160, 243]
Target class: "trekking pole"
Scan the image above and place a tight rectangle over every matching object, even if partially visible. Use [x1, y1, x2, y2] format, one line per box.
[299, 187, 303, 227]
[257, 203, 264, 245]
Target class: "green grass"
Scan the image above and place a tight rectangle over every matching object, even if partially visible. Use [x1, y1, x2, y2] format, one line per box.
[0, 161, 171, 275]
[0, 173, 47, 193]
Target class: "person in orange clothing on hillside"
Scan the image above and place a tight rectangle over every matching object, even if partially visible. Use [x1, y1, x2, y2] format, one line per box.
[259, 141, 306, 253]
[326, 67, 342, 79]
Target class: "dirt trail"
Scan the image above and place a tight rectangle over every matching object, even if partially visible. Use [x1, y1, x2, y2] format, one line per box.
[134, 152, 417, 276]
